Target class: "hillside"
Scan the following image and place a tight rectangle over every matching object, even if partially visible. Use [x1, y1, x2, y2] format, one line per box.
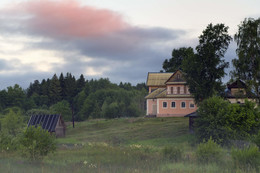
[1, 117, 258, 173]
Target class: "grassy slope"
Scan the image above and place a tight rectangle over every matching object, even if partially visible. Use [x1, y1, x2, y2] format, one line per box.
[57, 117, 192, 146]
[0, 117, 257, 173]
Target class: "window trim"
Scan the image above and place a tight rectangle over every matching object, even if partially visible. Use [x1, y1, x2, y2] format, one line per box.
[189, 102, 195, 109]
[181, 101, 186, 109]
[162, 101, 168, 109]
[171, 101, 176, 109]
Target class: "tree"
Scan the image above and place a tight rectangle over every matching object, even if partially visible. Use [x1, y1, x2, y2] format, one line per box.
[162, 47, 195, 72]
[182, 23, 232, 103]
[49, 74, 62, 105]
[231, 18, 260, 103]
[50, 100, 72, 121]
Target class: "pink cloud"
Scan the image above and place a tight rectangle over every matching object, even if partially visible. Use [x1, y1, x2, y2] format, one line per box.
[14, 0, 129, 39]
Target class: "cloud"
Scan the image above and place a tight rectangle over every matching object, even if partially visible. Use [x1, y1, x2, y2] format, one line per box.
[0, 0, 188, 89]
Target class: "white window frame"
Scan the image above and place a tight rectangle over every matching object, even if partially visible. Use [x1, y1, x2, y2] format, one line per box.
[171, 101, 176, 109]
[181, 101, 186, 109]
[162, 101, 168, 109]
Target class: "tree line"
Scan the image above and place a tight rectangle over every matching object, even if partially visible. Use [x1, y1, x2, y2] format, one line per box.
[0, 73, 147, 121]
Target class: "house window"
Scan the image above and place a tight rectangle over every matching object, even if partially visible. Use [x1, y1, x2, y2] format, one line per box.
[177, 74, 180, 79]
[171, 102, 176, 108]
[163, 102, 167, 108]
[181, 102, 186, 108]
[171, 87, 173, 94]
[184, 86, 187, 94]
[190, 103, 195, 108]
[177, 87, 180, 94]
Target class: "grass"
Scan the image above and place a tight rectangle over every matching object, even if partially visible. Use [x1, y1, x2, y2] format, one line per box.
[0, 117, 259, 172]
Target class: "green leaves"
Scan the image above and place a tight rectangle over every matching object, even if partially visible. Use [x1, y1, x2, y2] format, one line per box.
[20, 126, 56, 160]
[182, 23, 231, 103]
[196, 97, 260, 144]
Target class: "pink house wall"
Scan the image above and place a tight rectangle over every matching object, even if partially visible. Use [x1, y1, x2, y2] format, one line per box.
[146, 99, 157, 115]
[157, 98, 197, 117]
[166, 84, 190, 95]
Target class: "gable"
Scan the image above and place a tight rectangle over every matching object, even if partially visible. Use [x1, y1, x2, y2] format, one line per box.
[27, 114, 61, 132]
[165, 70, 186, 84]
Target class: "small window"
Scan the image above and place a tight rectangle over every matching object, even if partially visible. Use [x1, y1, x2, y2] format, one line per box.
[181, 102, 186, 108]
[184, 86, 187, 94]
[177, 74, 180, 79]
[190, 103, 195, 108]
[163, 102, 167, 108]
[170, 87, 173, 94]
[171, 102, 176, 108]
[177, 87, 180, 94]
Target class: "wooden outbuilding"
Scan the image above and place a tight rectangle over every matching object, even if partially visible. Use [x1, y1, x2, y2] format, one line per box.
[184, 112, 198, 133]
[27, 114, 66, 137]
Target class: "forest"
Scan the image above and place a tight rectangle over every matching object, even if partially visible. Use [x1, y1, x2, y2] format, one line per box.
[0, 73, 147, 121]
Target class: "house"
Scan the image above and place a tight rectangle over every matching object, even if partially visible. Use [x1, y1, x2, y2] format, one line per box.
[27, 114, 66, 137]
[145, 70, 197, 117]
[226, 79, 256, 104]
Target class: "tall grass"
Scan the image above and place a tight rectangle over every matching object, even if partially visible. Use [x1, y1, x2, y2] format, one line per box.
[0, 117, 259, 173]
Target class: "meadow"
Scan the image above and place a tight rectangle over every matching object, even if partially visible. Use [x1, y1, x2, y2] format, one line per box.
[0, 117, 259, 173]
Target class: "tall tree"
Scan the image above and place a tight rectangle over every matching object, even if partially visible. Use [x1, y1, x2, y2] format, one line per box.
[49, 74, 62, 105]
[182, 23, 232, 103]
[231, 18, 260, 103]
[162, 47, 195, 72]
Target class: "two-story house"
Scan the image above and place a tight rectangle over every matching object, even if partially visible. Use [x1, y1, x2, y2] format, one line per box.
[145, 70, 197, 117]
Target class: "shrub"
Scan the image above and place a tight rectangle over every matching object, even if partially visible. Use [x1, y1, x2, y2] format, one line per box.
[0, 132, 20, 151]
[231, 145, 260, 172]
[20, 126, 56, 160]
[195, 137, 223, 164]
[162, 146, 183, 162]
[252, 130, 260, 149]
[195, 96, 231, 144]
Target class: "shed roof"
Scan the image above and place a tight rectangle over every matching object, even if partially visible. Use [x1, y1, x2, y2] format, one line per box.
[27, 114, 61, 132]
[146, 72, 173, 86]
[184, 112, 198, 117]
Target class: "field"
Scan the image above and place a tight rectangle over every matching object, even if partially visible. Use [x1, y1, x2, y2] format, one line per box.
[0, 117, 258, 173]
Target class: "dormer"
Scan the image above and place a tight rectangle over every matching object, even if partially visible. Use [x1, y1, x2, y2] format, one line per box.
[165, 70, 190, 95]
[227, 80, 247, 97]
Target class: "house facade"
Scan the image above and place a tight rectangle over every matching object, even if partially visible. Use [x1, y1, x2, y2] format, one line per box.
[226, 79, 256, 104]
[145, 70, 197, 117]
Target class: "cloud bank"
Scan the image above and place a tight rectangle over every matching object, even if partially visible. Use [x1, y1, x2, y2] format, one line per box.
[0, 0, 190, 89]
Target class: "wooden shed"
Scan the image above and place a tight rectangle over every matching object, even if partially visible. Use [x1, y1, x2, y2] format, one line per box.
[27, 114, 66, 137]
[184, 112, 198, 133]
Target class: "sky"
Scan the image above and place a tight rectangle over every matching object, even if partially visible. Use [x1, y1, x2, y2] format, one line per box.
[0, 0, 259, 89]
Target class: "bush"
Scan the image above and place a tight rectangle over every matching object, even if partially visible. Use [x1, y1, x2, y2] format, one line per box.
[0, 133, 20, 151]
[162, 146, 183, 162]
[252, 130, 260, 149]
[231, 145, 260, 172]
[196, 97, 260, 145]
[195, 137, 223, 164]
[20, 126, 56, 160]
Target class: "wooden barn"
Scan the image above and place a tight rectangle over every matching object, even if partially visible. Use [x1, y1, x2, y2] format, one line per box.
[27, 114, 66, 137]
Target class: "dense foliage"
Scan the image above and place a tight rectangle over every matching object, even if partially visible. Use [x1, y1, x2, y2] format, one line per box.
[20, 126, 57, 160]
[196, 96, 260, 144]
[0, 73, 147, 121]
[162, 47, 195, 72]
[182, 23, 232, 103]
[231, 17, 260, 103]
